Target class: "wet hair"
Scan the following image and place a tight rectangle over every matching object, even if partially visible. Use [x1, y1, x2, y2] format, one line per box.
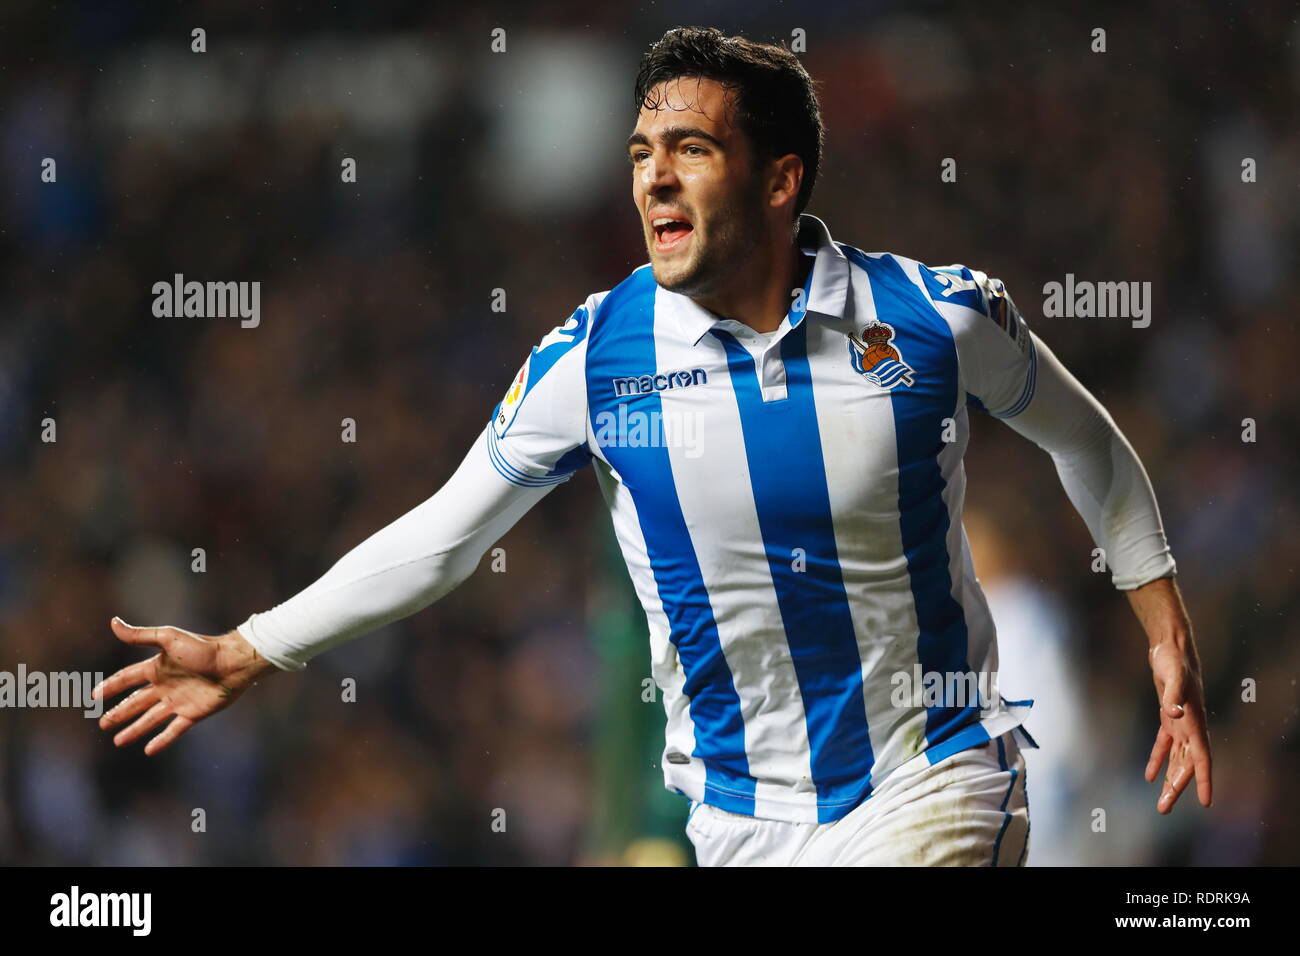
[633, 26, 825, 218]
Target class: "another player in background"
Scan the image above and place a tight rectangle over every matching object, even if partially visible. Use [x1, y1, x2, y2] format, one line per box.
[95, 26, 1211, 866]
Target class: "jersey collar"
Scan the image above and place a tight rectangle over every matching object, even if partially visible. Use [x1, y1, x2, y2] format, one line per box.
[666, 213, 851, 346]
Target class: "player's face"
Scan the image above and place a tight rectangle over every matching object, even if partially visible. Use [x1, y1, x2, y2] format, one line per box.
[628, 76, 767, 297]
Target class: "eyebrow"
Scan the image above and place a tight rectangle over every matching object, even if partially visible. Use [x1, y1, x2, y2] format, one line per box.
[626, 125, 726, 152]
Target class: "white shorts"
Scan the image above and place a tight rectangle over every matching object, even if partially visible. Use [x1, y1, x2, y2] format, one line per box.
[685, 729, 1031, 866]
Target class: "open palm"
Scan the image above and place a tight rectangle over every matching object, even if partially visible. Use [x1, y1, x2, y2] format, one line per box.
[95, 617, 269, 754]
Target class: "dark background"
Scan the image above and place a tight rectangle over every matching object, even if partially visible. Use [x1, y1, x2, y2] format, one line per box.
[0, 0, 1295, 864]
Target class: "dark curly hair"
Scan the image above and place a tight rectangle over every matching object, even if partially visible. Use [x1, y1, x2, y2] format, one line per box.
[633, 26, 825, 219]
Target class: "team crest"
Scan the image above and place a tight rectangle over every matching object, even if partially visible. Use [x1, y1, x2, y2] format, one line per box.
[848, 321, 915, 389]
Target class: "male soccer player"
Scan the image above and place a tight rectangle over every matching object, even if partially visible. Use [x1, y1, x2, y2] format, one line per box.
[95, 26, 1211, 866]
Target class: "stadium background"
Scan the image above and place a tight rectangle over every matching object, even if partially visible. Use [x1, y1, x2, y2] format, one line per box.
[1, 0, 1295, 865]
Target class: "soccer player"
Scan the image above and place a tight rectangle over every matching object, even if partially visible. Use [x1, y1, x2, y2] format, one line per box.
[95, 26, 1211, 866]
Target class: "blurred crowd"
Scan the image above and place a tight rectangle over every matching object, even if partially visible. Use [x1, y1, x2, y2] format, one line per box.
[0, 0, 1295, 865]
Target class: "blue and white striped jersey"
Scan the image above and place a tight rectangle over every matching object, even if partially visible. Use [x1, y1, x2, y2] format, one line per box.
[487, 213, 1042, 823]
[240, 211, 1177, 826]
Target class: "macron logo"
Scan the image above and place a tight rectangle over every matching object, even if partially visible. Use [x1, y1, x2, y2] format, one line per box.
[611, 368, 708, 397]
[50, 886, 151, 936]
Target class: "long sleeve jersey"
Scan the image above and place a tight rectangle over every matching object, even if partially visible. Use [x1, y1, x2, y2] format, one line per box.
[237, 213, 1176, 823]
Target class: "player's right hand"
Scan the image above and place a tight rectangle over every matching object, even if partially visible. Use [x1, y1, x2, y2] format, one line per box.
[94, 618, 275, 755]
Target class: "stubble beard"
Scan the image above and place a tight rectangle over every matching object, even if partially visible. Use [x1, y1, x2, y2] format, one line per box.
[649, 179, 767, 302]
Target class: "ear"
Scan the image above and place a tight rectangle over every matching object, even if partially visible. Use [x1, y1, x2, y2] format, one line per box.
[767, 153, 804, 213]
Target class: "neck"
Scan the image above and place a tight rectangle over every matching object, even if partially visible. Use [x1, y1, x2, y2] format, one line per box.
[692, 230, 809, 334]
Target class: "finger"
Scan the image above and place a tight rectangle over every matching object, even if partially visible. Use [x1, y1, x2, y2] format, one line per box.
[100, 686, 159, 730]
[92, 657, 158, 702]
[109, 617, 174, 651]
[1195, 752, 1213, 807]
[113, 701, 171, 748]
[1145, 726, 1172, 782]
[144, 715, 195, 756]
[1158, 740, 1195, 813]
[1190, 730, 1213, 807]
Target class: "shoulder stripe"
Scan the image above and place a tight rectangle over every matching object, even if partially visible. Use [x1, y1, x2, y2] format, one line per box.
[486, 427, 572, 487]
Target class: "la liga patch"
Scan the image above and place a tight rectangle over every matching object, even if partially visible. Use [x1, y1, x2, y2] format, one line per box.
[494, 352, 532, 438]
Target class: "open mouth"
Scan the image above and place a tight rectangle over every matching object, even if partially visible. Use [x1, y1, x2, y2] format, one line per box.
[652, 216, 694, 251]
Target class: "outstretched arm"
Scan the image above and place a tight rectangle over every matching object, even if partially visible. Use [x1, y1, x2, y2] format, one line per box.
[97, 298, 598, 754]
[96, 425, 562, 753]
[233, 426, 557, 669]
[1000, 332, 1211, 814]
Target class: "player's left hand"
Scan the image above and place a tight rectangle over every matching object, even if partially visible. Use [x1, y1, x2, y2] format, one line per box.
[1144, 637, 1212, 814]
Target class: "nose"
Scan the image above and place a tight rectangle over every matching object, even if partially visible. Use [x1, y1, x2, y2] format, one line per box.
[640, 147, 679, 193]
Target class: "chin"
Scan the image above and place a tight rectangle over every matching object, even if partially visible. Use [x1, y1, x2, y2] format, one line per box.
[651, 256, 708, 294]
[652, 265, 694, 293]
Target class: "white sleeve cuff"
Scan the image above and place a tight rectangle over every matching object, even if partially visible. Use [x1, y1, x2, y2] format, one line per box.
[236, 616, 308, 672]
